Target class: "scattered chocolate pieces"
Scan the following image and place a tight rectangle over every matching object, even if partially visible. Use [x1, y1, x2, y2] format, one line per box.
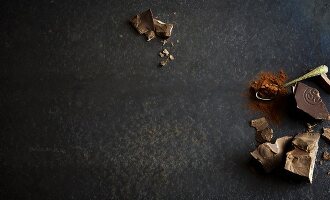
[322, 127, 330, 143]
[284, 132, 320, 183]
[250, 117, 273, 143]
[294, 82, 330, 120]
[322, 151, 330, 161]
[153, 19, 173, 38]
[251, 136, 292, 172]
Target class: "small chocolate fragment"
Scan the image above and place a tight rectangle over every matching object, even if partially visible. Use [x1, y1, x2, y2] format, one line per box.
[160, 60, 167, 67]
[322, 127, 330, 143]
[322, 151, 330, 161]
[284, 132, 320, 183]
[250, 117, 269, 131]
[153, 19, 173, 38]
[256, 127, 273, 143]
[294, 82, 330, 120]
[130, 9, 155, 34]
[162, 49, 169, 56]
[169, 55, 175, 61]
[250, 117, 273, 143]
[314, 73, 330, 93]
[159, 52, 165, 58]
[251, 136, 292, 172]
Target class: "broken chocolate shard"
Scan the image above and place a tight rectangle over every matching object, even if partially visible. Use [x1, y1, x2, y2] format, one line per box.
[322, 151, 330, 161]
[250, 136, 292, 172]
[153, 19, 173, 38]
[250, 117, 269, 131]
[292, 132, 320, 153]
[322, 127, 330, 143]
[294, 82, 330, 120]
[250, 117, 273, 143]
[284, 132, 320, 183]
[256, 127, 273, 143]
[314, 73, 330, 93]
[130, 9, 155, 34]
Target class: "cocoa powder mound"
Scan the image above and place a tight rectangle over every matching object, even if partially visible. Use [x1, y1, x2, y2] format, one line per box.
[248, 70, 289, 123]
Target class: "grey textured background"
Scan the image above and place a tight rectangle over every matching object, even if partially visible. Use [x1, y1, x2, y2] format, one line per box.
[2, 0, 330, 199]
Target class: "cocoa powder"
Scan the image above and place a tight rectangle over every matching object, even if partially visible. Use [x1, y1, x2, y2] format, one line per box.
[248, 70, 289, 123]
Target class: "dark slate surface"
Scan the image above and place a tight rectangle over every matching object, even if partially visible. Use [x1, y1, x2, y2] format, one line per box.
[2, 0, 330, 199]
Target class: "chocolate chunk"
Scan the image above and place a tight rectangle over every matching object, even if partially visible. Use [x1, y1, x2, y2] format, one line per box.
[322, 151, 330, 161]
[294, 82, 330, 120]
[256, 127, 273, 143]
[314, 73, 330, 93]
[322, 127, 330, 143]
[284, 132, 320, 183]
[153, 19, 173, 38]
[130, 9, 155, 35]
[250, 117, 269, 131]
[250, 117, 273, 143]
[251, 136, 292, 172]
[292, 132, 320, 152]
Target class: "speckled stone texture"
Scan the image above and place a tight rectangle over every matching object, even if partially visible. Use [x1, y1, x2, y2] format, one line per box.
[1, 0, 330, 199]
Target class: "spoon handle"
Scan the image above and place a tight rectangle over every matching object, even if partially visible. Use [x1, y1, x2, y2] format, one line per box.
[283, 65, 328, 87]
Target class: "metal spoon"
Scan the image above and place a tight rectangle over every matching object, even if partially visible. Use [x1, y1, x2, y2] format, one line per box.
[255, 65, 328, 101]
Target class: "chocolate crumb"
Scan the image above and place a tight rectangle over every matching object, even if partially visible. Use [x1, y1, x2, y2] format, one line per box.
[169, 55, 175, 60]
[322, 151, 330, 161]
[322, 127, 330, 143]
[160, 60, 167, 67]
[159, 52, 165, 58]
[327, 172, 330, 175]
[162, 49, 169, 56]
[161, 40, 167, 46]
[250, 117, 269, 131]
[171, 42, 174, 47]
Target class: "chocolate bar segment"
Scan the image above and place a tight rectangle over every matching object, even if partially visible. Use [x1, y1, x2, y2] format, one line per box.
[294, 82, 330, 120]
[130, 9, 155, 34]
[284, 132, 320, 183]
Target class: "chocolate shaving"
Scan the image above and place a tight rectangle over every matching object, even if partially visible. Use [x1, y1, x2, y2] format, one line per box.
[322, 151, 330, 161]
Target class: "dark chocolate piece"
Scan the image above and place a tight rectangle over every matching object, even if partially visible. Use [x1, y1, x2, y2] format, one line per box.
[294, 82, 330, 120]
[130, 9, 155, 34]
[250, 117, 269, 131]
[153, 19, 173, 38]
[322, 127, 330, 143]
[284, 132, 320, 183]
[314, 73, 330, 93]
[322, 151, 330, 161]
[250, 136, 292, 172]
[250, 117, 273, 143]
